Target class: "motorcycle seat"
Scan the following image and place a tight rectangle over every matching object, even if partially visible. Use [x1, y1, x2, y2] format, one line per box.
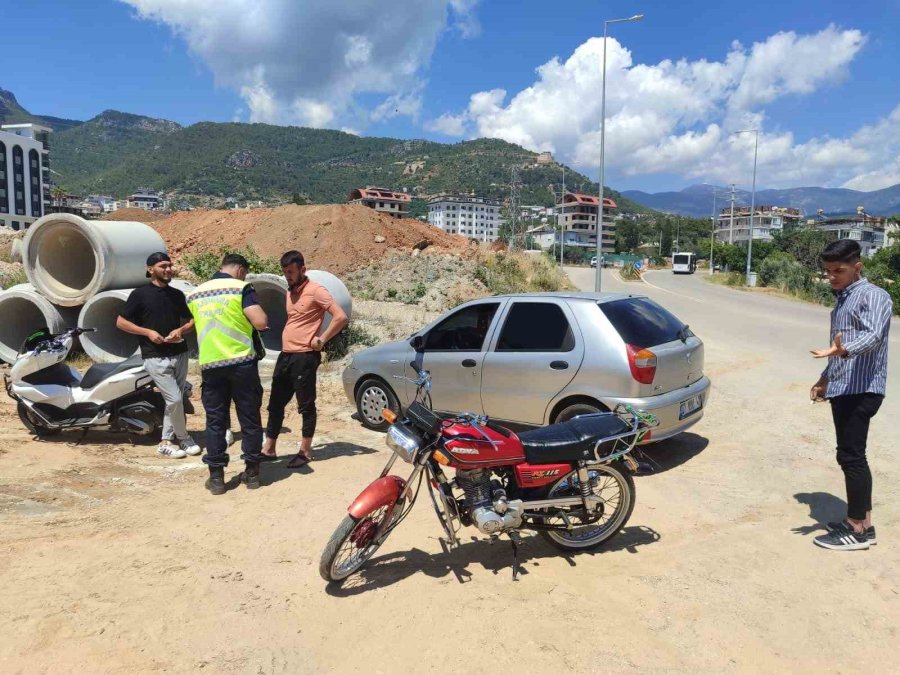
[518, 414, 631, 464]
[80, 356, 144, 390]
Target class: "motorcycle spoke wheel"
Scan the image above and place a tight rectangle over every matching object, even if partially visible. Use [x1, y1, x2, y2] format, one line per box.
[320, 504, 398, 583]
[539, 464, 635, 551]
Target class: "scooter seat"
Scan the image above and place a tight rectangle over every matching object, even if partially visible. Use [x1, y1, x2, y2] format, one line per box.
[518, 414, 631, 464]
[80, 356, 144, 390]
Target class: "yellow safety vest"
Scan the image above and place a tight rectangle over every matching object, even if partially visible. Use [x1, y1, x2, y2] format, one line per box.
[187, 277, 256, 370]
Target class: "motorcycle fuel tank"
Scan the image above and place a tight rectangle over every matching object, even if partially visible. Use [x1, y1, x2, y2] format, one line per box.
[442, 421, 526, 468]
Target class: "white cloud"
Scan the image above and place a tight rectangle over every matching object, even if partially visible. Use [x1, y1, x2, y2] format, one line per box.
[439, 25, 897, 190]
[424, 112, 467, 136]
[121, 0, 479, 128]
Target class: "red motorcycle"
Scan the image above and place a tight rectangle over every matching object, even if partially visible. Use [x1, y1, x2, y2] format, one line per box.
[320, 368, 658, 583]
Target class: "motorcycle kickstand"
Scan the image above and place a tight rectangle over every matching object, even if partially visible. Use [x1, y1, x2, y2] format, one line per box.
[508, 530, 524, 581]
[67, 428, 89, 447]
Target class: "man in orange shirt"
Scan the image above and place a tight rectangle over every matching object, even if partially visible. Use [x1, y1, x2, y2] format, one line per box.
[262, 250, 349, 468]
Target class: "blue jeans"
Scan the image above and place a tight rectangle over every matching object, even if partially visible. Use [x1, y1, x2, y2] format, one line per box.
[201, 361, 263, 468]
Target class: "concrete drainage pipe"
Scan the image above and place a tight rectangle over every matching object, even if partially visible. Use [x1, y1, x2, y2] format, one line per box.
[246, 273, 288, 362]
[246, 271, 352, 362]
[78, 280, 196, 363]
[0, 284, 80, 364]
[24, 213, 167, 307]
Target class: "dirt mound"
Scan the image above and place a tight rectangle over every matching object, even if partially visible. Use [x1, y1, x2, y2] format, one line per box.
[100, 208, 170, 222]
[150, 204, 469, 276]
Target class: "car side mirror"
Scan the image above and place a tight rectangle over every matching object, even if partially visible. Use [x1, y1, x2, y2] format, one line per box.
[410, 334, 425, 353]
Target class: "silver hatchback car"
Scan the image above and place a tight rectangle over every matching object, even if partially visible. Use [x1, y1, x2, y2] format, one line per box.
[342, 292, 710, 441]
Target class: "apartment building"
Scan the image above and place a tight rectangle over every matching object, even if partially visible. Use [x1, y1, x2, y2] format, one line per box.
[427, 193, 502, 242]
[128, 188, 164, 210]
[348, 187, 411, 218]
[715, 205, 801, 244]
[555, 192, 617, 253]
[812, 208, 886, 257]
[0, 122, 51, 230]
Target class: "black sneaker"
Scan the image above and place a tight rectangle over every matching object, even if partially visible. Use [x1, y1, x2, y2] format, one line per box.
[814, 522, 869, 551]
[827, 521, 876, 545]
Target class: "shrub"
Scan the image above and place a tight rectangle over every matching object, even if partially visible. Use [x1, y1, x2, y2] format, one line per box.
[619, 262, 642, 281]
[183, 245, 282, 280]
[758, 252, 811, 292]
[0, 267, 28, 290]
[324, 322, 378, 362]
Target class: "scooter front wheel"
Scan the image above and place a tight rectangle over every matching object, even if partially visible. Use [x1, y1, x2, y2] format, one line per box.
[319, 500, 402, 583]
[18, 402, 60, 437]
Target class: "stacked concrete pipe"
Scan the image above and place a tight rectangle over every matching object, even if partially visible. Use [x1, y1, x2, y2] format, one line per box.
[0, 284, 80, 364]
[24, 213, 166, 307]
[246, 271, 353, 362]
[78, 280, 197, 363]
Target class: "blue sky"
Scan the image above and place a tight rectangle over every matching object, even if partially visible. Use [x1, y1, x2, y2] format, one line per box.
[4, 1, 899, 192]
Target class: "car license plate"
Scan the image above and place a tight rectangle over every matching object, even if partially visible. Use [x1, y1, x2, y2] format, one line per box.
[679, 395, 703, 420]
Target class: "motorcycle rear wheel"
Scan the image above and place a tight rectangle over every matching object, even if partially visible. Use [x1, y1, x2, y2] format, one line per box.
[319, 501, 403, 583]
[537, 463, 635, 551]
[18, 402, 61, 437]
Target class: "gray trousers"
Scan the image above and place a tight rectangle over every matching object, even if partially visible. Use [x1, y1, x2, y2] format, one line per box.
[144, 353, 190, 442]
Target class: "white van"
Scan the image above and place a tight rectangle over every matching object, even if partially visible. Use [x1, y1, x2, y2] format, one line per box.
[672, 252, 697, 274]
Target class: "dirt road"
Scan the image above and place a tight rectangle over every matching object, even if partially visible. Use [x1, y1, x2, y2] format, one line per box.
[1, 271, 899, 673]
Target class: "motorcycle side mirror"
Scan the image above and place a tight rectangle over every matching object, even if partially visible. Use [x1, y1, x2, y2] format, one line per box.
[409, 334, 425, 353]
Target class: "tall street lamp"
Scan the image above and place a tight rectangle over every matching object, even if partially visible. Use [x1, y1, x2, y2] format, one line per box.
[735, 129, 759, 286]
[595, 13, 644, 293]
[710, 188, 718, 275]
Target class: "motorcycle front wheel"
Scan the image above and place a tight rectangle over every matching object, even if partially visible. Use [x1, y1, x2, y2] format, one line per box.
[319, 500, 403, 583]
[537, 462, 635, 551]
[18, 402, 61, 437]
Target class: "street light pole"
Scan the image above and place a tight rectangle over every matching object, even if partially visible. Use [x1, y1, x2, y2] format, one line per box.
[710, 189, 717, 275]
[560, 167, 566, 268]
[595, 13, 644, 293]
[736, 129, 759, 285]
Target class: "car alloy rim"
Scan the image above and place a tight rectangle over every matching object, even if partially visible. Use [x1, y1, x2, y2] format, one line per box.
[361, 387, 389, 424]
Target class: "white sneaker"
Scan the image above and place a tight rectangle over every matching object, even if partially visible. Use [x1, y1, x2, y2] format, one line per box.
[158, 443, 187, 459]
[179, 437, 202, 456]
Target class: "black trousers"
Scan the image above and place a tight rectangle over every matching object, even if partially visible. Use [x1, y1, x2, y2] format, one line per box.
[201, 361, 264, 468]
[266, 351, 321, 439]
[830, 393, 883, 520]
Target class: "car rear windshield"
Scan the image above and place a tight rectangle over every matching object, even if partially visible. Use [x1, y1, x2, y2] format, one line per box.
[673, 254, 690, 265]
[598, 298, 688, 348]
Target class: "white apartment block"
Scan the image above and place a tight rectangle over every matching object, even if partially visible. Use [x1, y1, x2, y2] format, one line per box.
[715, 205, 802, 244]
[128, 188, 164, 210]
[0, 123, 51, 230]
[427, 193, 503, 242]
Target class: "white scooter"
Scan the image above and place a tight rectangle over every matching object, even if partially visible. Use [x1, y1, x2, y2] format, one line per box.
[4, 327, 193, 438]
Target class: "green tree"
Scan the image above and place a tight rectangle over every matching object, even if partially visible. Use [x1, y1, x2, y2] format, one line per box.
[773, 229, 830, 273]
[616, 220, 642, 252]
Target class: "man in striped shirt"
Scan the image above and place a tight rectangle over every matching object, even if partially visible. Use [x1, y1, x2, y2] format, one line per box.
[810, 239, 892, 551]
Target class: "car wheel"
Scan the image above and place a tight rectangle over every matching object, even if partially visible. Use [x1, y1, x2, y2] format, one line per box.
[553, 401, 606, 423]
[355, 378, 401, 431]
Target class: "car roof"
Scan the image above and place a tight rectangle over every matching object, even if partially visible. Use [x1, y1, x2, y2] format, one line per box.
[488, 291, 646, 304]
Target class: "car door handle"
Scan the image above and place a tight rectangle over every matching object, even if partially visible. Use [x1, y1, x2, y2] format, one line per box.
[550, 360, 569, 370]
[461, 359, 477, 368]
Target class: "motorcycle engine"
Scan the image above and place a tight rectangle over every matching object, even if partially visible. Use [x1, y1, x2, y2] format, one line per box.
[456, 469, 523, 535]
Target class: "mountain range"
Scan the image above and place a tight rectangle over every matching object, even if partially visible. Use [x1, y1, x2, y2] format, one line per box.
[1, 87, 648, 213]
[622, 183, 900, 218]
[5, 86, 896, 219]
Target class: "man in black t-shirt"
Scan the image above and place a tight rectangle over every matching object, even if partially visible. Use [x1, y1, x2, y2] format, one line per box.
[116, 252, 200, 459]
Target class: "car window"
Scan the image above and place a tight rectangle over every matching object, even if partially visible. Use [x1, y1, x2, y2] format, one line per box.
[598, 298, 691, 348]
[425, 303, 499, 351]
[496, 302, 574, 352]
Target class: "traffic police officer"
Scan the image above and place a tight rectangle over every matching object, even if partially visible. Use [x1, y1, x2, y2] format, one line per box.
[187, 254, 268, 494]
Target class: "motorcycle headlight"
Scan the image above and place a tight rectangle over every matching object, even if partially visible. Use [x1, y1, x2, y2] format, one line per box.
[385, 423, 422, 464]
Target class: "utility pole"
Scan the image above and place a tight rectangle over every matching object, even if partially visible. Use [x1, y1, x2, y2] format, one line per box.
[509, 167, 521, 251]
[728, 183, 736, 245]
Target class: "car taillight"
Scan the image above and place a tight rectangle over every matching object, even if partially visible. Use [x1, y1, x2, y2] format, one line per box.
[626, 344, 657, 384]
